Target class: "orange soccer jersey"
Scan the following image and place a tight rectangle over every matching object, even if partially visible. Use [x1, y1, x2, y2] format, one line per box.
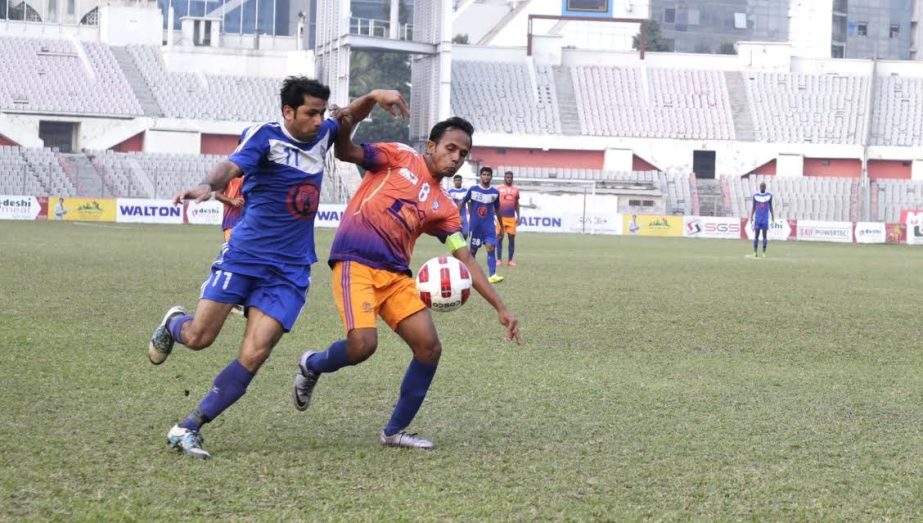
[221, 176, 244, 234]
[328, 142, 463, 275]
[498, 184, 520, 218]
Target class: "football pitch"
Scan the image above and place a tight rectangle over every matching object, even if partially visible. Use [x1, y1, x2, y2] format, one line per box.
[3, 220, 923, 520]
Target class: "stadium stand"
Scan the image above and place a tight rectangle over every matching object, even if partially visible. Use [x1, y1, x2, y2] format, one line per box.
[450, 61, 562, 135]
[743, 72, 869, 144]
[568, 65, 734, 140]
[0, 36, 142, 116]
[125, 45, 280, 122]
[0, 146, 74, 196]
[723, 175, 856, 222]
[870, 75, 923, 146]
[872, 179, 923, 223]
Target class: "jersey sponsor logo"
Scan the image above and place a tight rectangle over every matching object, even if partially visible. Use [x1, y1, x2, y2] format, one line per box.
[268, 138, 326, 174]
[398, 167, 419, 185]
[431, 199, 440, 211]
[287, 183, 320, 221]
[476, 206, 489, 218]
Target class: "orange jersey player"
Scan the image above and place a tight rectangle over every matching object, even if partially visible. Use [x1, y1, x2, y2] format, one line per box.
[292, 99, 521, 450]
[496, 169, 520, 266]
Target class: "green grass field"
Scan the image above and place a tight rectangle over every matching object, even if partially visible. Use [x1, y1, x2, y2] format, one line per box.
[3, 221, 923, 520]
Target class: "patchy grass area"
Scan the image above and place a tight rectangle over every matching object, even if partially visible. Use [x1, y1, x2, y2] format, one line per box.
[2, 221, 923, 520]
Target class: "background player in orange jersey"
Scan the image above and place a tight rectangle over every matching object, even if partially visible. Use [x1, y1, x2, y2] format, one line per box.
[292, 95, 521, 450]
[496, 170, 520, 266]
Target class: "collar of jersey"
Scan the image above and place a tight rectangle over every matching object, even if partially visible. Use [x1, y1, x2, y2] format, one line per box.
[278, 120, 328, 147]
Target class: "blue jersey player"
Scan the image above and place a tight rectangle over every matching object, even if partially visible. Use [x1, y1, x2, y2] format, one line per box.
[447, 173, 469, 239]
[461, 166, 504, 283]
[750, 182, 774, 257]
[146, 77, 409, 459]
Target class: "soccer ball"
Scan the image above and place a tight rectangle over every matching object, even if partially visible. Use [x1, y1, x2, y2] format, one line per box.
[416, 256, 472, 313]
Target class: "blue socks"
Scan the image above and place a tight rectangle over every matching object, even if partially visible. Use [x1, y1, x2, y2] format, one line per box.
[497, 238, 503, 261]
[306, 339, 352, 374]
[168, 314, 192, 345]
[507, 235, 515, 261]
[762, 237, 768, 252]
[384, 358, 438, 436]
[179, 359, 254, 432]
[487, 249, 497, 276]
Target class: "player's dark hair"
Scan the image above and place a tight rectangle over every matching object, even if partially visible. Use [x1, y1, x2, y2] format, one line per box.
[453, 174, 462, 179]
[505, 170, 513, 175]
[428, 116, 474, 143]
[480, 166, 493, 176]
[280, 76, 330, 111]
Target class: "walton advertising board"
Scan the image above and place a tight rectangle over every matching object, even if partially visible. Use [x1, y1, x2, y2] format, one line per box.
[116, 199, 184, 224]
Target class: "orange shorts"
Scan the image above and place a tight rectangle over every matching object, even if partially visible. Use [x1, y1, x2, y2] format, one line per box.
[331, 260, 426, 333]
[497, 216, 517, 236]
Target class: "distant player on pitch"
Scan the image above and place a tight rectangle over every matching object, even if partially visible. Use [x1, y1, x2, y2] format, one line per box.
[750, 181, 773, 257]
[292, 112, 520, 450]
[496, 169, 520, 266]
[461, 166, 504, 283]
[447, 173, 469, 239]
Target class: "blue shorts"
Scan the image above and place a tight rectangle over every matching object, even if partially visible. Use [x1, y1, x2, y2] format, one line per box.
[201, 260, 310, 332]
[469, 228, 497, 249]
[754, 221, 769, 232]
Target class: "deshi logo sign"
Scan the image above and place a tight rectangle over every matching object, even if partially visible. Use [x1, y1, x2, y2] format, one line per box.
[116, 199, 183, 224]
[684, 216, 742, 239]
[744, 218, 792, 241]
[797, 220, 853, 243]
[854, 222, 886, 244]
[0, 195, 41, 220]
[186, 200, 223, 225]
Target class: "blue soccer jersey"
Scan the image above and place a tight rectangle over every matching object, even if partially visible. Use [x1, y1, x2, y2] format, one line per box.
[224, 119, 338, 286]
[464, 184, 500, 237]
[752, 192, 773, 225]
[447, 186, 469, 231]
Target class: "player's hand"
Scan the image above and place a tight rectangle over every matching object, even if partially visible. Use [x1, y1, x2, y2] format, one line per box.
[232, 196, 245, 207]
[498, 309, 521, 344]
[173, 184, 212, 205]
[373, 90, 409, 119]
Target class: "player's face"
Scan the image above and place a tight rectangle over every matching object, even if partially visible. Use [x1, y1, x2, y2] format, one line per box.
[283, 94, 327, 142]
[504, 172, 513, 185]
[479, 171, 492, 186]
[426, 128, 471, 179]
[453, 178, 462, 188]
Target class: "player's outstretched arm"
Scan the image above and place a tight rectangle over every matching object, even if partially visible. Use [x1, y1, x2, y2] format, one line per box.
[452, 244, 521, 344]
[173, 160, 243, 205]
[334, 90, 409, 165]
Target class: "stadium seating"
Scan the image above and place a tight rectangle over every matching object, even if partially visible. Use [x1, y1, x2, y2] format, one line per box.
[743, 72, 869, 144]
[450, 61, 562, 135]
[872, 179, 923, 223]
[870, 75, 923, 146]
[569, 65, 734, 140]
[0, 36, 142, 116]
[0, 145, 74, 196]
[723, 175, 856, 221]
[125, 45, 280, 122]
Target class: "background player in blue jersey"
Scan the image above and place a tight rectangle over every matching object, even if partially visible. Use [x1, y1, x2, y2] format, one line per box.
[146, 77, 408, 459]
[750, 182, 774, 257]
[447, 173, 469, 239]
[461, 166, 504, 283]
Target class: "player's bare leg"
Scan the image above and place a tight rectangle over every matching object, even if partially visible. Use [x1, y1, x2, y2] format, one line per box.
[169, 308, 284, 459]
[379, 309, 440, 450]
